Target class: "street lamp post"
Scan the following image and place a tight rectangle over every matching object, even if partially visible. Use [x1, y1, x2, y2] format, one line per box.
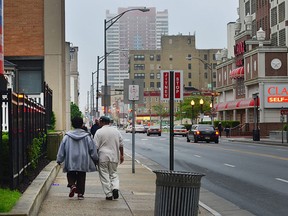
[200, 98, 204, 123]
[191, 100, 195, 125]
[104, 7, 150, 115]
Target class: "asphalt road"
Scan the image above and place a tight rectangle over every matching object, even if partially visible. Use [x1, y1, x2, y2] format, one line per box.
[121, 130, 288, 216]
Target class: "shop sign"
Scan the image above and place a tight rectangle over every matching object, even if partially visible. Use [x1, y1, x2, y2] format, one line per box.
[264, 84, 288, 108]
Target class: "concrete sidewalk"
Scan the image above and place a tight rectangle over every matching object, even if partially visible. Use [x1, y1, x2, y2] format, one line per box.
[37, 157, 215, 216]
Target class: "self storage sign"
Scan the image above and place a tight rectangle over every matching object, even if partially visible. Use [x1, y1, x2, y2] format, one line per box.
[264, 84, 288, 108]
[160, 70, 183, 101]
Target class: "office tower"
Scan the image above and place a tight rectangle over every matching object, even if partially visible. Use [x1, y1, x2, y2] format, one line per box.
[106, 7, 168, 90]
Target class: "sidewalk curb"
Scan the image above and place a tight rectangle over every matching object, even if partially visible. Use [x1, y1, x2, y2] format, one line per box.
[0, 161, 60, 216]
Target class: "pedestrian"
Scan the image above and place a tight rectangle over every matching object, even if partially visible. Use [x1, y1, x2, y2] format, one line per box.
[90, 119, 101, 138]
[218, 122, 223, 137]
[56, 116, 98, 200]
[94, 116, 124, 200]
[225, 126, 230, 137]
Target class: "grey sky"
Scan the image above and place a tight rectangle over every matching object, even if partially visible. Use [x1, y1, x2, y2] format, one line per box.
[65, 0, 239, 112]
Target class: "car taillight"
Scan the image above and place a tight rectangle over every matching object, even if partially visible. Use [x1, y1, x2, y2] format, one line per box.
[196, 130, 200, 135]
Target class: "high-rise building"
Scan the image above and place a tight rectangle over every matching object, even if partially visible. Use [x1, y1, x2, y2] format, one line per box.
[106, 7, 168, 90]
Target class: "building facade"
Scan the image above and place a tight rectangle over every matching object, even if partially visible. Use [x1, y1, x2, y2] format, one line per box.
[4, 0, 68, 130]
[128, 34, 220, 123]
[215, 0, 288, 136]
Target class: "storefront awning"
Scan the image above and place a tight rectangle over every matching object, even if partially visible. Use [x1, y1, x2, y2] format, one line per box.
[230, 67, 244, 79]
[237, 98, 256, 108]
[215, 98, 259, 111]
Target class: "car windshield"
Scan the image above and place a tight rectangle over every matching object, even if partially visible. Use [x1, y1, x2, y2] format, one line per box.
[174, 125, 185, 129]
[198, 125, 214, 131]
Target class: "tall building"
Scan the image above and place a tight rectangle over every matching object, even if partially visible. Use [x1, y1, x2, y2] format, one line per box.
[106, 7, 168, 90]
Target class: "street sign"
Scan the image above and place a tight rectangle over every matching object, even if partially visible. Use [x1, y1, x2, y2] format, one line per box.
[160, 70, 183, 100]
[128, 85, 139, 101]
[280, 109, 288, 115]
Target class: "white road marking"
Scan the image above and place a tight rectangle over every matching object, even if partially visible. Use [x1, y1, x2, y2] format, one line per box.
[194, 155, 201, 158]
[141, 139, 148, 141]
[224, 163, 235, 168]
[276, 178, 288, 184]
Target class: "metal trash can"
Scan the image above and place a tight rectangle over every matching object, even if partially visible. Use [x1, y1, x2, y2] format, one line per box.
[154, 170, 205, 216]
[253, 129, 260, 141]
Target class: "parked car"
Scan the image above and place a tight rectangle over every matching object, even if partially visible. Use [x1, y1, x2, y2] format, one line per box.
[125, 125, 132, 133]
[147, 126, 161, 136]
[187, 124, 219, 143]
[135, 124, 146, 133]
[162, 125, 170, 129]
[173, 125, 188, 137]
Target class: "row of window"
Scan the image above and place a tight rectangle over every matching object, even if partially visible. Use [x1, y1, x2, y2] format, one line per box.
[271, 2, 285, 27]
[133, 53, 216, 62]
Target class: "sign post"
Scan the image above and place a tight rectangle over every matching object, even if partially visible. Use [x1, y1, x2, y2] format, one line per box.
[160, 70, 183, 171]
[124, 79, 143, 173]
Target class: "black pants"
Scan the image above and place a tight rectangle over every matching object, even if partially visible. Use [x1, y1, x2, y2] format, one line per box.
[67, 171, 86, 195]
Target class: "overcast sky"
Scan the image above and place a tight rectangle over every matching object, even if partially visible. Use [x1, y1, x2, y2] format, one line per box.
[65, 0, 239, 112]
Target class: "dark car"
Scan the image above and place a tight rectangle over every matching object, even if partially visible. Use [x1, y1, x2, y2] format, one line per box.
[187, 124, 219, 143]
[147, 126, 161, 136]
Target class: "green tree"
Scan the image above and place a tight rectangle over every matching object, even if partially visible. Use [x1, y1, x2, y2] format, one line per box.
[70, 102, 82, 120]
[175, 96, 212, 123]
[153, 103, 169, 128]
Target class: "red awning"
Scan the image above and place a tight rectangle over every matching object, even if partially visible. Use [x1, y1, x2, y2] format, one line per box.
[215, 98, 259, 111]
[226, 100, 240, 109]
[230, 67, 244, 79]
[215, 102, 228, 111]
[237, 98, 259, 108]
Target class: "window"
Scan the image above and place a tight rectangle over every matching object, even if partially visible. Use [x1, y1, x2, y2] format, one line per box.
[245, 1, 250, 15]
[188, 64, 192, 70]
[134, 64, 145, 70]
[188, 38, 191, 44]
[157, 82, 160, 88]
[271, 32, 278, 46]
[188, 73, 192, 78]
[19, 70, 42, 93]
[204, 72, 208, 79]
[251, 0, 256, 14]
[150, 55, 154, 61]
[279, 2, 285, 23]
[279, 29, 286, 46]
[169, 55, 173, 61]
[271, 7, 277, 27]
[156, 73, 160, 79]
[150, 73, 154, 79]
[204, 54, 208, 60]
[187, 54, 191, 59]
[188, 81, 192, 86]
[156, 55, 161, 61]
[134, 55, 145, 61]
[134, 73, 145, 79]
[150, 82, 154, 88]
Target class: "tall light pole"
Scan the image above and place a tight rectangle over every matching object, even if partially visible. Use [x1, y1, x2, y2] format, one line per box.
[191, 100, 195, 125]
[186, 56, 214, 126]
[104, 7, 150, 115]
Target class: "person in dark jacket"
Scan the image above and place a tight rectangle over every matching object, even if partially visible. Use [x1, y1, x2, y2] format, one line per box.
[90, 119, 101, 138]
[57, 116, 98, 200]
[218, 122, 223, 138]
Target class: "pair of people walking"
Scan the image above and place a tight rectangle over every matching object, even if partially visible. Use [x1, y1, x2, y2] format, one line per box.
[56, 116, 124, 200]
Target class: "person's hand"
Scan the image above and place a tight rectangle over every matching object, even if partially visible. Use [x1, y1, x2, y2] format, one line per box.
[120, 155, 124, 164]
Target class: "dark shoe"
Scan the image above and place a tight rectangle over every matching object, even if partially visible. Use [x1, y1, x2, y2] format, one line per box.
[106, 196, 113, 200]
[78, 194, 84, 200]
[112, 189, 119, 199]
[69, 185, 77, 197]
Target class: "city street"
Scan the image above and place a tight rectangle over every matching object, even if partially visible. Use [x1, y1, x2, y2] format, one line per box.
[121, 130, 288, 216]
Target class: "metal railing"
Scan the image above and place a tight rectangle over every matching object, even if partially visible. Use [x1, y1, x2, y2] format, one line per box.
[0, 89, 47, 189]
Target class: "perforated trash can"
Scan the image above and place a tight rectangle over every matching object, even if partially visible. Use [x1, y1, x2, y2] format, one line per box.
[154, 170, 205, 216]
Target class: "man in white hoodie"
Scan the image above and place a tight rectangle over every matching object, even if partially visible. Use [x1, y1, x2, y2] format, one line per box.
[94, 116, 124, 200]
[57, 116, 98, 200]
